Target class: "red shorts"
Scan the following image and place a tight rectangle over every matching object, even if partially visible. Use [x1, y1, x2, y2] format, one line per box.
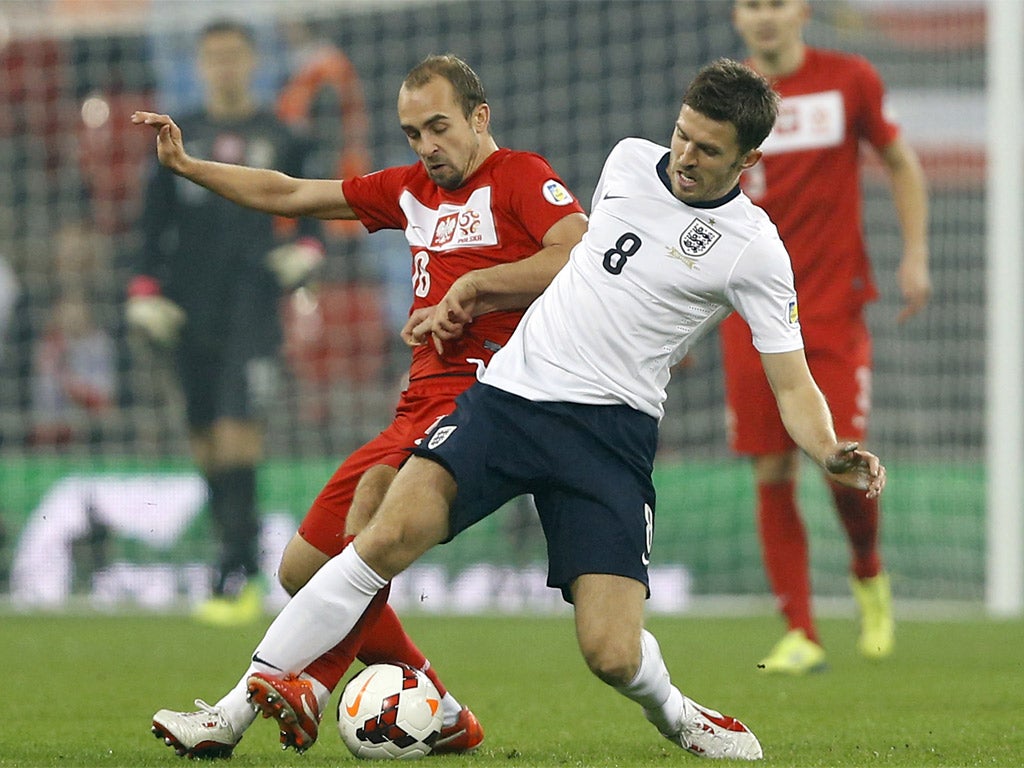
[298, 376, 472, 555]
[720, 313, 872, 455]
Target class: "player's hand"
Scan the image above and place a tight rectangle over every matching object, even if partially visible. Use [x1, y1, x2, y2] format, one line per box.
[267, 238, 324, 290]
[126, 294, 186, 347]
[897, 255, 931, 323]
[401, 277, 479, 354]
[401, 305, 470, 355]
[401, 307, 435, 348]
[401, 303, 472, 354]
[823, 442, 887, 499]
[131, 111, 190, 173]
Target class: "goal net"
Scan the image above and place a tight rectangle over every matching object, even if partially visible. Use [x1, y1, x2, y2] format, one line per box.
[0, 0, 994, 615]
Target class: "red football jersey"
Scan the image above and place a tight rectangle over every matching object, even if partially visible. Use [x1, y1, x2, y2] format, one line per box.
[343, 148, 583, 382]
[740, 48, 900, 321]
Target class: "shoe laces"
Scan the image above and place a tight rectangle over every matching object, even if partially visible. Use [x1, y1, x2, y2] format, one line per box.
[191, 699, 229, 727]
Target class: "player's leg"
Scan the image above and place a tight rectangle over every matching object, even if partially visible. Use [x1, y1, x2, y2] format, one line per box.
[337, 462, 480, 749]
[150, 421, 391, 757]
[192, 334, 278, 626]
[809, 320, 893, 659]
[277, 456, 394, 595]
[247, 584, 393, 753]
[532, 397, 755, 758]
[751, 449, 826, 673]
[721, 315, 824, 674]
[153, 403, 265, 754]
[175, 343, 260, 625]
[249, 455, 454, 676]
[154, 455, 454, 758]
[832, 479, 891, 658]
[572, 574, 762, 761]
[273, 406, 481, 749]
[251, 462, 400, 752]
[245, 454, 457, 753]
[193, 417, 266, 626]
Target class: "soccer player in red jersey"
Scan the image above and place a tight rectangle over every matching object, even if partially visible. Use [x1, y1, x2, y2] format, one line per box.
[724, 1, 931, 673]
[137, 54, 587, 757]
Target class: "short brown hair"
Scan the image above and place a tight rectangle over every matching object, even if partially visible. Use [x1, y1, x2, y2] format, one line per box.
[200, 19, 256, 47]
[403, 54, 487, 119]
[684, 58, 779, 153]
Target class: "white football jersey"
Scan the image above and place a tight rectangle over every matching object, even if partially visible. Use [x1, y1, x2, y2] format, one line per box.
[482, 138, 803, 420]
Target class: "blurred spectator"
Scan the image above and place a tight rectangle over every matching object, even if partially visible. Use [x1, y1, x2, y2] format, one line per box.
[29, 220, 117, 446]
[276, 19, 386, 425]
[277, 17, 370, 242]
[30, 291, 116, 445]
[0, 256, 17, 350]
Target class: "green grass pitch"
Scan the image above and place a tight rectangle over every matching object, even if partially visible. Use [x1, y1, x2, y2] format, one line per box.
[1, 613, 1021, 767]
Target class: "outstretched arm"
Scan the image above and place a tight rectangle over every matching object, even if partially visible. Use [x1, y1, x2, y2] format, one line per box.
[402, 212, 588, 352]
[131, 111, 357, 221]
[760, 349, 886, 497]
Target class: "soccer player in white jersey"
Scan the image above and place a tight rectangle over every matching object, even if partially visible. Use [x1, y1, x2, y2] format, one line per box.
[156, 59, 886, 760]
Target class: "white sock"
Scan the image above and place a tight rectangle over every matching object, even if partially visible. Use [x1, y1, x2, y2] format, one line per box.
[250, 546, 388, 675]
[300, 672, 332, 714]
[216, 668, 332, 730]
[615, 629, 685, 735]
[441, 692, 462, 728]
[215, 675, 258, 733]
[416, 658, 462, 727]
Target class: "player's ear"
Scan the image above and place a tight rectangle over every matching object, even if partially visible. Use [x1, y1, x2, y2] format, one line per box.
[740, 148, 763, 171]
[471, 102, 490, 134]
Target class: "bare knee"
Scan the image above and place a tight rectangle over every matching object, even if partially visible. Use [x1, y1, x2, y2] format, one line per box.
[578, 634, 639, 687]
[754, 450, 800, 485]
[277, 534, 329, 596]
[571, 574, 645, 687]
[346, 465, 398, 536]
[355, 457, 454, 579]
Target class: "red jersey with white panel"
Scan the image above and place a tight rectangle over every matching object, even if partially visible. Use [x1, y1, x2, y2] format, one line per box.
[739, 47, 899, 322]
[342, 148, 583, 383]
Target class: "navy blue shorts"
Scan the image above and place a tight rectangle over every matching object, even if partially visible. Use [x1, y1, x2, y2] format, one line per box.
[411, 383, 658, 602]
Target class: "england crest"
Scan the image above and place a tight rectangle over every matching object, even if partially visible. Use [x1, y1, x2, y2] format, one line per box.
[427, 425, 457, 450]
[679, 218, 721, 258]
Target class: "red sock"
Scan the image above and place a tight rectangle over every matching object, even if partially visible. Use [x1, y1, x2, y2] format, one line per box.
[357, 604, 449, 698]
[303, 583, 391, 692]
[756, 480, 818, 644]
[829, 481, 881, 580]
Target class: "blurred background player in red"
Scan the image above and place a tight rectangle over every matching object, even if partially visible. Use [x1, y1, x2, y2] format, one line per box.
[140, 54, 587, 757]
[724, 0, 931, 673]
[126, 19, 326, 626]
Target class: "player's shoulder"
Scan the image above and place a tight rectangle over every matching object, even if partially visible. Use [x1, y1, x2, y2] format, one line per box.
[729, 193, 786, 245]
[488, 147, 560, 177]
[729, 206, 792, 280]
[486, 148, 579, 206]
[807, 47, 882, 81]
[607, 136, 663, 163]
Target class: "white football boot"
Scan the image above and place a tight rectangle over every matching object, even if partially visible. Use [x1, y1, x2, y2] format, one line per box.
[653, 695, 763, 760]
[152, 699, 241, 759]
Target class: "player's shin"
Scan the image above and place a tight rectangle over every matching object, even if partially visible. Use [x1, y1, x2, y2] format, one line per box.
[302, 584, 392, 693]
[614, 629, 684, 734]
[216, 674, 262, 733]
[251, 546, 388, 675]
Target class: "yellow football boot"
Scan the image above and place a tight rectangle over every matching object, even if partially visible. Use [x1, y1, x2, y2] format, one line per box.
[756, 629, 827, 674]
[193, 579, 266, 627]
[851, 572, 894, 659]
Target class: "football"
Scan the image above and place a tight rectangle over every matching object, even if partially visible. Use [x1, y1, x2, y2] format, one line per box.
[337, 663, 443, 759]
